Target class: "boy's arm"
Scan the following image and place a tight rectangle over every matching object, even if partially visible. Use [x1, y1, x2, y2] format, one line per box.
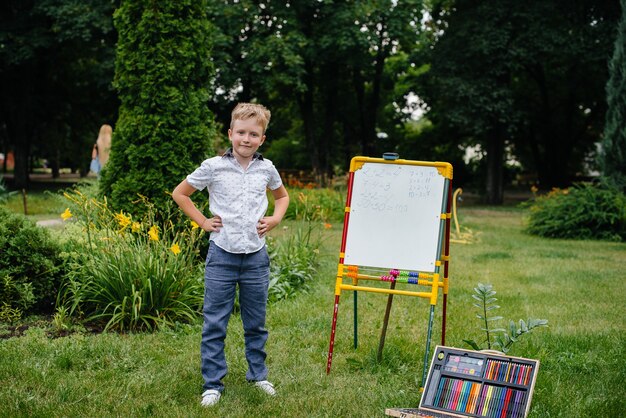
[172, 179, 222, 232]
[257, 185, 289, 237]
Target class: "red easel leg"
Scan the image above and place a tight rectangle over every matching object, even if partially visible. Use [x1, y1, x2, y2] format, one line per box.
[326, 295, 341, 374]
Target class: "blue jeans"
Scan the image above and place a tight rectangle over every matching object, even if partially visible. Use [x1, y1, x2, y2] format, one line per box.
[201, 243, 270, 392]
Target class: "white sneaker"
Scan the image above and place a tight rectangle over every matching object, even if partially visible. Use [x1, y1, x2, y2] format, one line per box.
[254, 380, 276, 396]
[201, 389, 221, 407]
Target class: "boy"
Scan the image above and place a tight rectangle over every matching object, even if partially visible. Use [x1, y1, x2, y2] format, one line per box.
[172, 103, 289, 407]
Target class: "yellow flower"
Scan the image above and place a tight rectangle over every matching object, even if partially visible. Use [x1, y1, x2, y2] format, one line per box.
[115, 211, 132, 230]
[148, 225, 159, 241]
[170, 243, 181, 255]
[61, 208, 73, 221]
[131, 222, 141, 233]
[324, 223, 332, 229]
[190, 220, 199, 230]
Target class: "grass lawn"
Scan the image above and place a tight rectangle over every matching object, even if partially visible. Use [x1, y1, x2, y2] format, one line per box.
[1, 206, 625, 417]
[3, 189, 67, 220]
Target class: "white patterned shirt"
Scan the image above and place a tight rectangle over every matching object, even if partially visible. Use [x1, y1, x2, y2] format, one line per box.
[186, 149, 283, 254]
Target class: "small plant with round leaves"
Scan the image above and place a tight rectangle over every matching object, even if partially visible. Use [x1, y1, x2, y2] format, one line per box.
[464, 283, 548, 354]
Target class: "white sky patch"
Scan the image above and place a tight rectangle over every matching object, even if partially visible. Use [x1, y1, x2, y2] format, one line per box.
[404, 92, 425, 120]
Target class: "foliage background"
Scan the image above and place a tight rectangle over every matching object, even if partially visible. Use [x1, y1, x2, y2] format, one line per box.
[2, 1, 621, 206]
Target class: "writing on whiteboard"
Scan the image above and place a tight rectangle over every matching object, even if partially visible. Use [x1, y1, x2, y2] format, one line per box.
[352, 164, 437, 214]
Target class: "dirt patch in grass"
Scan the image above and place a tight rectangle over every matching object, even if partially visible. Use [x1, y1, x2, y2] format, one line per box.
[0, 324, 30, 339]
[0, 316, 105, 340]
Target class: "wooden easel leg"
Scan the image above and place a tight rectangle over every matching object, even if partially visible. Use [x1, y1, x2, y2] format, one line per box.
[421, 305, 436, 388]
[377, 281, 396, 362]
[326, 294, 341, 374]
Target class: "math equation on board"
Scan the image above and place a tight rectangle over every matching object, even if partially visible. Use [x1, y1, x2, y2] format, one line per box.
[352, 164, 438, 214]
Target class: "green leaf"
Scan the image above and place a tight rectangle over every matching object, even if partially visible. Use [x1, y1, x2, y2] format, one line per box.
[463, 339, 481, 350]
[519, 319, 528, 332]
[528, 318, 549, 328]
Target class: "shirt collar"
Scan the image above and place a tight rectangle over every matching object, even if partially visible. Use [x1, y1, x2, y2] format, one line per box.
[222, 148, 264, 161]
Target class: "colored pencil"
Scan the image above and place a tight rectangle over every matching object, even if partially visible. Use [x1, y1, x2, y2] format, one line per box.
[500, 387, 512, 418]
[483, 385, 494, 416]
[457, 381, 472, 412]
[455, 380, 465, 411]
[469, 382, 479, 412]
[433, 375, 446, 406]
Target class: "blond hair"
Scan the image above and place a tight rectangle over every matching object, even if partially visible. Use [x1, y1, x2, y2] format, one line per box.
[96, 124, 112, 166]
[230, 103, 271, 133]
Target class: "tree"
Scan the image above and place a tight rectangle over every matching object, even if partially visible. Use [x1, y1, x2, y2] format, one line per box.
[418, 0, 619, 203]
[0, 0, 118, 187]
[508, 0, 618, 189]
[100, 0, 218, 214]
[419, 1, 519, 203]
[208, 1, 425, 180]
[600, 0, 626, 191]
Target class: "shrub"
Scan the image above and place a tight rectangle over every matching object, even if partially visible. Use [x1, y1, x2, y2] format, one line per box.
[0, 175, 17, 203]
[99, 0, 218, 215]
[0, 206, 65, 314]
[267, 225, 320, 304]
[270, 188, 345, 222]
[58, 189, 204, 331]
[266, 192, 327, 304]
[524, 183, 626, 241]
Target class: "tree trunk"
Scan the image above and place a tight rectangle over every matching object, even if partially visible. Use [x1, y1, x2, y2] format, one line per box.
[13, 136, 30, 189]
[485, 126, 504, 205]
[320, 64, 338, 184]
[352, 70, 368, 156]
[51, 148, 60, 179]
[298, 60, 318, 177]
[364, 31, 388, 157]
[6, 109, 31, 189]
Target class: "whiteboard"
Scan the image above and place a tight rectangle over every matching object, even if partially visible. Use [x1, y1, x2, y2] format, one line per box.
[343, 160, 448, 272]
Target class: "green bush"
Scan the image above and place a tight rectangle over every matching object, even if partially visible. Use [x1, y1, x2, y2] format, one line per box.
[267, 224, 320, 304]
[100, 0, 218, 215]
[0, 207, 65, 314]
[270, 187, 345, 223]
[58, 189, 204, 331]
[0, 175, 17, 203]
[524, 183, 626, 241]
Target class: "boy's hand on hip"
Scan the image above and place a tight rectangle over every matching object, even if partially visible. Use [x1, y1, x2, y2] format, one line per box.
[257, 216, 278, 238]
[202, 215, 222, 232]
